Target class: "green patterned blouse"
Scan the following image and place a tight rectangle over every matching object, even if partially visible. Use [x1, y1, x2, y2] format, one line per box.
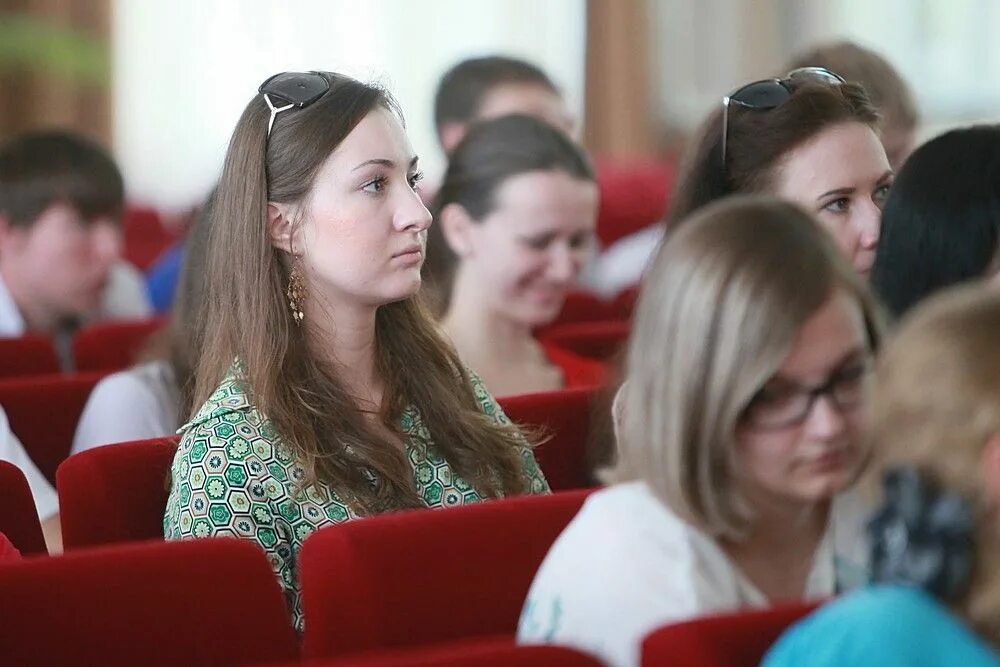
[163, 369, 550, 631]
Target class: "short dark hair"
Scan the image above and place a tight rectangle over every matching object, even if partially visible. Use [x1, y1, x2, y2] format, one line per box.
[425, 114, 594, 311]
[789, 41, 918, 131]
[668, 80, 879, 226]
[871, 125, 1000, 317]
[433, 56, 559, 136]
[0, 130, 124, 228]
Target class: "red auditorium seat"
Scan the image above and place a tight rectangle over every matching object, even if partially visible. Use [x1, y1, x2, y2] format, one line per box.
[299, 490, 591, 659]
[122, 206, 178, 270]
[547, 290, 622, 329]
[280, 639, 603, 666]
[537, 320, 631, 362]
[72, 317, 168, 372]
[0, 334, 60, 378]
[0, 371, 104, 484]
[0, 538, 299, 667]
[499, 387, 597, 491]
[641, 601, 822, 667]
[57, 437, 180, 550]
[594, 158, 674, 248]
[0, 461, 47, 556]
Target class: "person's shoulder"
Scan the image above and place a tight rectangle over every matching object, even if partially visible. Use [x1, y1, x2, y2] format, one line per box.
[764, 586, 1000, 667]
[182, 368, 255, 433]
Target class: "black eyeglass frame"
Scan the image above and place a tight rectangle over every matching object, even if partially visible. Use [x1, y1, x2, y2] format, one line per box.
[258, 71, 331, 138]
[720, 66, 845, 167]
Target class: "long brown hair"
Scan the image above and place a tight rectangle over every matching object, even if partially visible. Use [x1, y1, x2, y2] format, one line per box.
[668, 80, 879, 226]
[194, 72, 529, 512]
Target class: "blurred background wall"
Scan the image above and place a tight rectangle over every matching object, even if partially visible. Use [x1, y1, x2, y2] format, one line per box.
[1, 0, 998, 210]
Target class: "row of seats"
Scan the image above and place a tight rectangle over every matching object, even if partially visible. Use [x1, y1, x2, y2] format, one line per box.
[1, 383, 600, 552]
[0, 318, 166, 378]
[0, 289, 636, 380]
[2, 375, 601, 491]
[0, 489, 814, 666]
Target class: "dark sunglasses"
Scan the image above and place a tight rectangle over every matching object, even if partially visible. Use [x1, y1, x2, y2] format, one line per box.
[721, 66, 845, 166]
[258, 71, 331, 137]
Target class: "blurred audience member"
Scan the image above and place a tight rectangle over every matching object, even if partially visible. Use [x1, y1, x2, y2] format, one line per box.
[0, 131, 151, 362]
[427, 115, 603, 396]
[434, 55, 575, 153]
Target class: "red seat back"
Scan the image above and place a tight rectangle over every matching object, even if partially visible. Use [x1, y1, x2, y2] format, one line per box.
[594, 158, 674, 248]
[72, 317, 167, 372]
[122, 206, 178, 270]
[641, 601, 822, 667]
[0, 372, 104, 484]
[538, 320, 631, 362]
[0, 538, 299, 667]
[499, 387, 596, 491]
[57, 437, 179, 550]
[288, 639, 603, 666]
[0, 335, 60, 378]
[0, 461, 46, 556]
[300, 490, 591, 659]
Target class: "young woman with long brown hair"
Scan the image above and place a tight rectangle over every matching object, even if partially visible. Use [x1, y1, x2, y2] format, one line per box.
[163, 71, 549, 630]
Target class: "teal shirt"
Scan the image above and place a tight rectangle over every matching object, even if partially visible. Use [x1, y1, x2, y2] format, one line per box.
[764, 585, 999, 667]
[163, 369, 549, 630]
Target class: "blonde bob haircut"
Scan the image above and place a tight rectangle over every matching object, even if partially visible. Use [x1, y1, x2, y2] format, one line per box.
[868, 285, 1000, 644]
[608, 195, 883, 539]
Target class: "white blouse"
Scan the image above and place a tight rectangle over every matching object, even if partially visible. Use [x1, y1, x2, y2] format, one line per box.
[517, 481, 869, 667]
[72, 360, 180, 455]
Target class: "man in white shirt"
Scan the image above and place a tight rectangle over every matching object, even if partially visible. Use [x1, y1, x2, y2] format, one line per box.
[0, 131, 150, 356]
[0, 405, 60, 552]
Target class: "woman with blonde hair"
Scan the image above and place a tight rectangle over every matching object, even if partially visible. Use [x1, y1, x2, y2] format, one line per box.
[765, 285, 1000, 666]
[518, 196, 883, 667]
[163, 71, 548, 631]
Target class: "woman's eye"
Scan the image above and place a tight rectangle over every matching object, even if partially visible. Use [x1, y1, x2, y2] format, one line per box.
[362, 177, 386, 194]
[822, 198, 850, 214]
[873, 183, 892, 206]
[408, 171, 424, 191]
[570, 232, 594, 250]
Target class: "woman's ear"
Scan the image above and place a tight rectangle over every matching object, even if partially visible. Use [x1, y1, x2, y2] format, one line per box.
[981, 433, 1000, 506]
[439, 203, 477, 258]
[267, 202, 297, 254]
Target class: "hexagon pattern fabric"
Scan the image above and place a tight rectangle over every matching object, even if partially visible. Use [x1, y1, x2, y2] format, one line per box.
[163, 368, 549, 631]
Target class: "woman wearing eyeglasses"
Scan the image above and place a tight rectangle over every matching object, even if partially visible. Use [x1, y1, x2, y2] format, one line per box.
[162, 71, 549, 631]
[590, 68, 891, 290]
[518, 196, 883, 667]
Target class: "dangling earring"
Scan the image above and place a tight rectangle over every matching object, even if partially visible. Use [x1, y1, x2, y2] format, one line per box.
[286, 255, 306, 326]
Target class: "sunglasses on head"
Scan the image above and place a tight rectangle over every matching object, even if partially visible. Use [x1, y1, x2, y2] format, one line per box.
[258, 71, 331, 138]
[720, 66, 845, 167]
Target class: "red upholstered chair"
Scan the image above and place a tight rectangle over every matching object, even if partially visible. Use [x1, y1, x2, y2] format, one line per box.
[0, 461, 47, 556]
[72, 317, 168, 372]
[122, 205, 178, 270]
[57, 437, 180, 550]
[0, 334, 60, 378]
[499, 387, 597, 491]
[274, 639, 602, 666]
[546, 290, 622, 329]
[0, 538, 299, 667]
[641, 601, 822, 667]
[0, 371, 104, 484]
[593, 158, 674, 247]
[299, 489, 591, 659]
[537, 320, 631, 363]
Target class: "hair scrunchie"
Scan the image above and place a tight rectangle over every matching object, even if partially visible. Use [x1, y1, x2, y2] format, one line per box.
[868, 465, 975, 600]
